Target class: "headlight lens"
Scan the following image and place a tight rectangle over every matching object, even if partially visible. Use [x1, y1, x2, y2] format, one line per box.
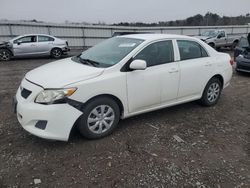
[35, 88, 77, 104]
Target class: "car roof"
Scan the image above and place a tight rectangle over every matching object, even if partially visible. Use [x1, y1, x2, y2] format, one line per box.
[118, 33, 195, 41]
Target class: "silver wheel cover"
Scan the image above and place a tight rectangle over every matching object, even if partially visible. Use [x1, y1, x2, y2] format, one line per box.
[87, 105, 115, 134]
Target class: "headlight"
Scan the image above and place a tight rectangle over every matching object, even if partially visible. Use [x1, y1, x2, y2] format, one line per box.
[35, 88, 77, 104]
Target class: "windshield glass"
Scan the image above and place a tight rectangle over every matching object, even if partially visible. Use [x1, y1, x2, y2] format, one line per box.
[79, 37, 144, 67]
[201, 30, 219, 38]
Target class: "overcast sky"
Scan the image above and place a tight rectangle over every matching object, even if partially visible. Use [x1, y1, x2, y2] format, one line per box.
[0, 0, 250, 24]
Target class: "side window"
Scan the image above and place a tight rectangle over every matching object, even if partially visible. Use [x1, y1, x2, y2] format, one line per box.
[38, 36, 55, 42]
[177, 40, 208, 61]
[220, 31, 226, 38]
[134, 40, 174, 67]
[14, 36, 37, 44]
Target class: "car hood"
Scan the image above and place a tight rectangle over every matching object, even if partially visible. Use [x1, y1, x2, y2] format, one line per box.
[25, 58, 105, 88]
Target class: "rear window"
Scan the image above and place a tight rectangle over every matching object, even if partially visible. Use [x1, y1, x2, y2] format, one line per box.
[38, 36, 54, 42]
[177, 40, 208, 60]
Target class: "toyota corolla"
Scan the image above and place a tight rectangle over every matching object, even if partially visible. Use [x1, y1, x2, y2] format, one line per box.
[14, 34, 233, 141]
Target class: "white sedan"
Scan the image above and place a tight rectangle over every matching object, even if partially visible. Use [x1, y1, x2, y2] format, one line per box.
[14, 34, 233, 141]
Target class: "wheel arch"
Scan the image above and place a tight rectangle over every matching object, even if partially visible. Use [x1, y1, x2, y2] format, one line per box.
[208, 42, 215, 48]
[201, 74, 224, 96]
[84, 94, 125, 117]
[212, 74, 224, 87]
[69, 93, 125, 140]
[233, 39, 239, 44]
[50, 47, 62, 53]
[0, 47, 13, 56]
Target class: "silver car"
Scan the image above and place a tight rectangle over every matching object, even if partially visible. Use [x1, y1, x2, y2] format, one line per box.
[0, 34, 70, 61]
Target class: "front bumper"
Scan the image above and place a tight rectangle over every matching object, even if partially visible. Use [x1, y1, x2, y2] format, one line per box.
[15, 79, 82, 141]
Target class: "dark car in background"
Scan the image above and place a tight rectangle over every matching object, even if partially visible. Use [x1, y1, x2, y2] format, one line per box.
[234, 34, 250, 73]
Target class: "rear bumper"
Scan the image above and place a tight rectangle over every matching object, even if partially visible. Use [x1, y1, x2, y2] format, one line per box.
[62, 47, 70, 53]
[15, 79, 82, 141]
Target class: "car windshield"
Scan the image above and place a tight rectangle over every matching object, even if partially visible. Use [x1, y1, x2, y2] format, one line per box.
[78, 37, 144, 67]
[238, 37, 249, 47]
[201, 30, 219, 38]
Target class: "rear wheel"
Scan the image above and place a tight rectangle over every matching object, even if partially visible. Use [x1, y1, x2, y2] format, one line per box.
[0, 49, 11, 61]
[78, 97, 120, 139]
[51, 48, 62, 59]
[200, 77, 222, 106]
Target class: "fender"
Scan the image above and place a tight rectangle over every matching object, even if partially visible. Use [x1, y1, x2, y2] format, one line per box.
[0, 41, 14, 55]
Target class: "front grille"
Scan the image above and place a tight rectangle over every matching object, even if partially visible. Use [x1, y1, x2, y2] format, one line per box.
[21, 88, 32, 99]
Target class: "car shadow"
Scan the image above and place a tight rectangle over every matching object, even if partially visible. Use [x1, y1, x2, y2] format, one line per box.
[236, 71, 250, 77]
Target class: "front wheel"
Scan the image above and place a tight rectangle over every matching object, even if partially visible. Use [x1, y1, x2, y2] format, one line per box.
[51, 48, 63, 59]
[78, 97, 120, 139]
[0, 49, 11, 61]
[199, 77, 222, 106]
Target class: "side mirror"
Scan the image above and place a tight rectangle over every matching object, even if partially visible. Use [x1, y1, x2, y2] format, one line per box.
[129, 59, 147, 70]
[217, 35, 222, 39]
[17, 41, 21, 45]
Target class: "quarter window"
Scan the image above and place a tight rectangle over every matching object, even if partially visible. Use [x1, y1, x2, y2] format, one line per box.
[134, 40, 174, 67]
[177, 40, 208, 60]
[38, 36, 54, 42]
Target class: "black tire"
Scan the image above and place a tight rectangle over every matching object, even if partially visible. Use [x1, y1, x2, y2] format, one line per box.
[231, 41, 238, 50]
[199, 77, 222, 107]
[51, 48, 63, 59]
[0, 49, 11, 61]
[78, 97, 120, 139]
[216, 47, 221, 51]
[208, 43, 215, 49]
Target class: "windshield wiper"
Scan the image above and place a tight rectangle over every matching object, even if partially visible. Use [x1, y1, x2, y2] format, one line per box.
[77, 56, 100, 67]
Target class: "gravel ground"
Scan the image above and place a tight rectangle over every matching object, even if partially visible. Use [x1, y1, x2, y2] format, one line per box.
[0, 50, 250, 188]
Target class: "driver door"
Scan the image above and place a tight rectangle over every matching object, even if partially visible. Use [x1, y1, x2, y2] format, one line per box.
[216, 31, 227, 47]
[13, 35, 38, 56]
[126, 40, 179, 113]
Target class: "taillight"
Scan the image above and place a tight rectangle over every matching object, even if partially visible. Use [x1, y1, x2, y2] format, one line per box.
[230, 58, 234, 66]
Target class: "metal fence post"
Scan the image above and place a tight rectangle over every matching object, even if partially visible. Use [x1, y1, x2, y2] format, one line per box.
[110, 28, 113, 37]
[82, 27, 85, 48]
[47, 26, 51, 35]
[181, 28, 183, 35]
[8, 24, 13, 37]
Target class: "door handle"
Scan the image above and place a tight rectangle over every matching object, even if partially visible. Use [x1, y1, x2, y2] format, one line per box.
[169, 68, 179, 73]
[31, 44, 36, 46]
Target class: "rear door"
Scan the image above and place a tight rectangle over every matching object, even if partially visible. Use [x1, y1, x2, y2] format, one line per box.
[176, 40, 213, 100]
[37, 35, 54, 54]
[13, 35, 38, 56]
